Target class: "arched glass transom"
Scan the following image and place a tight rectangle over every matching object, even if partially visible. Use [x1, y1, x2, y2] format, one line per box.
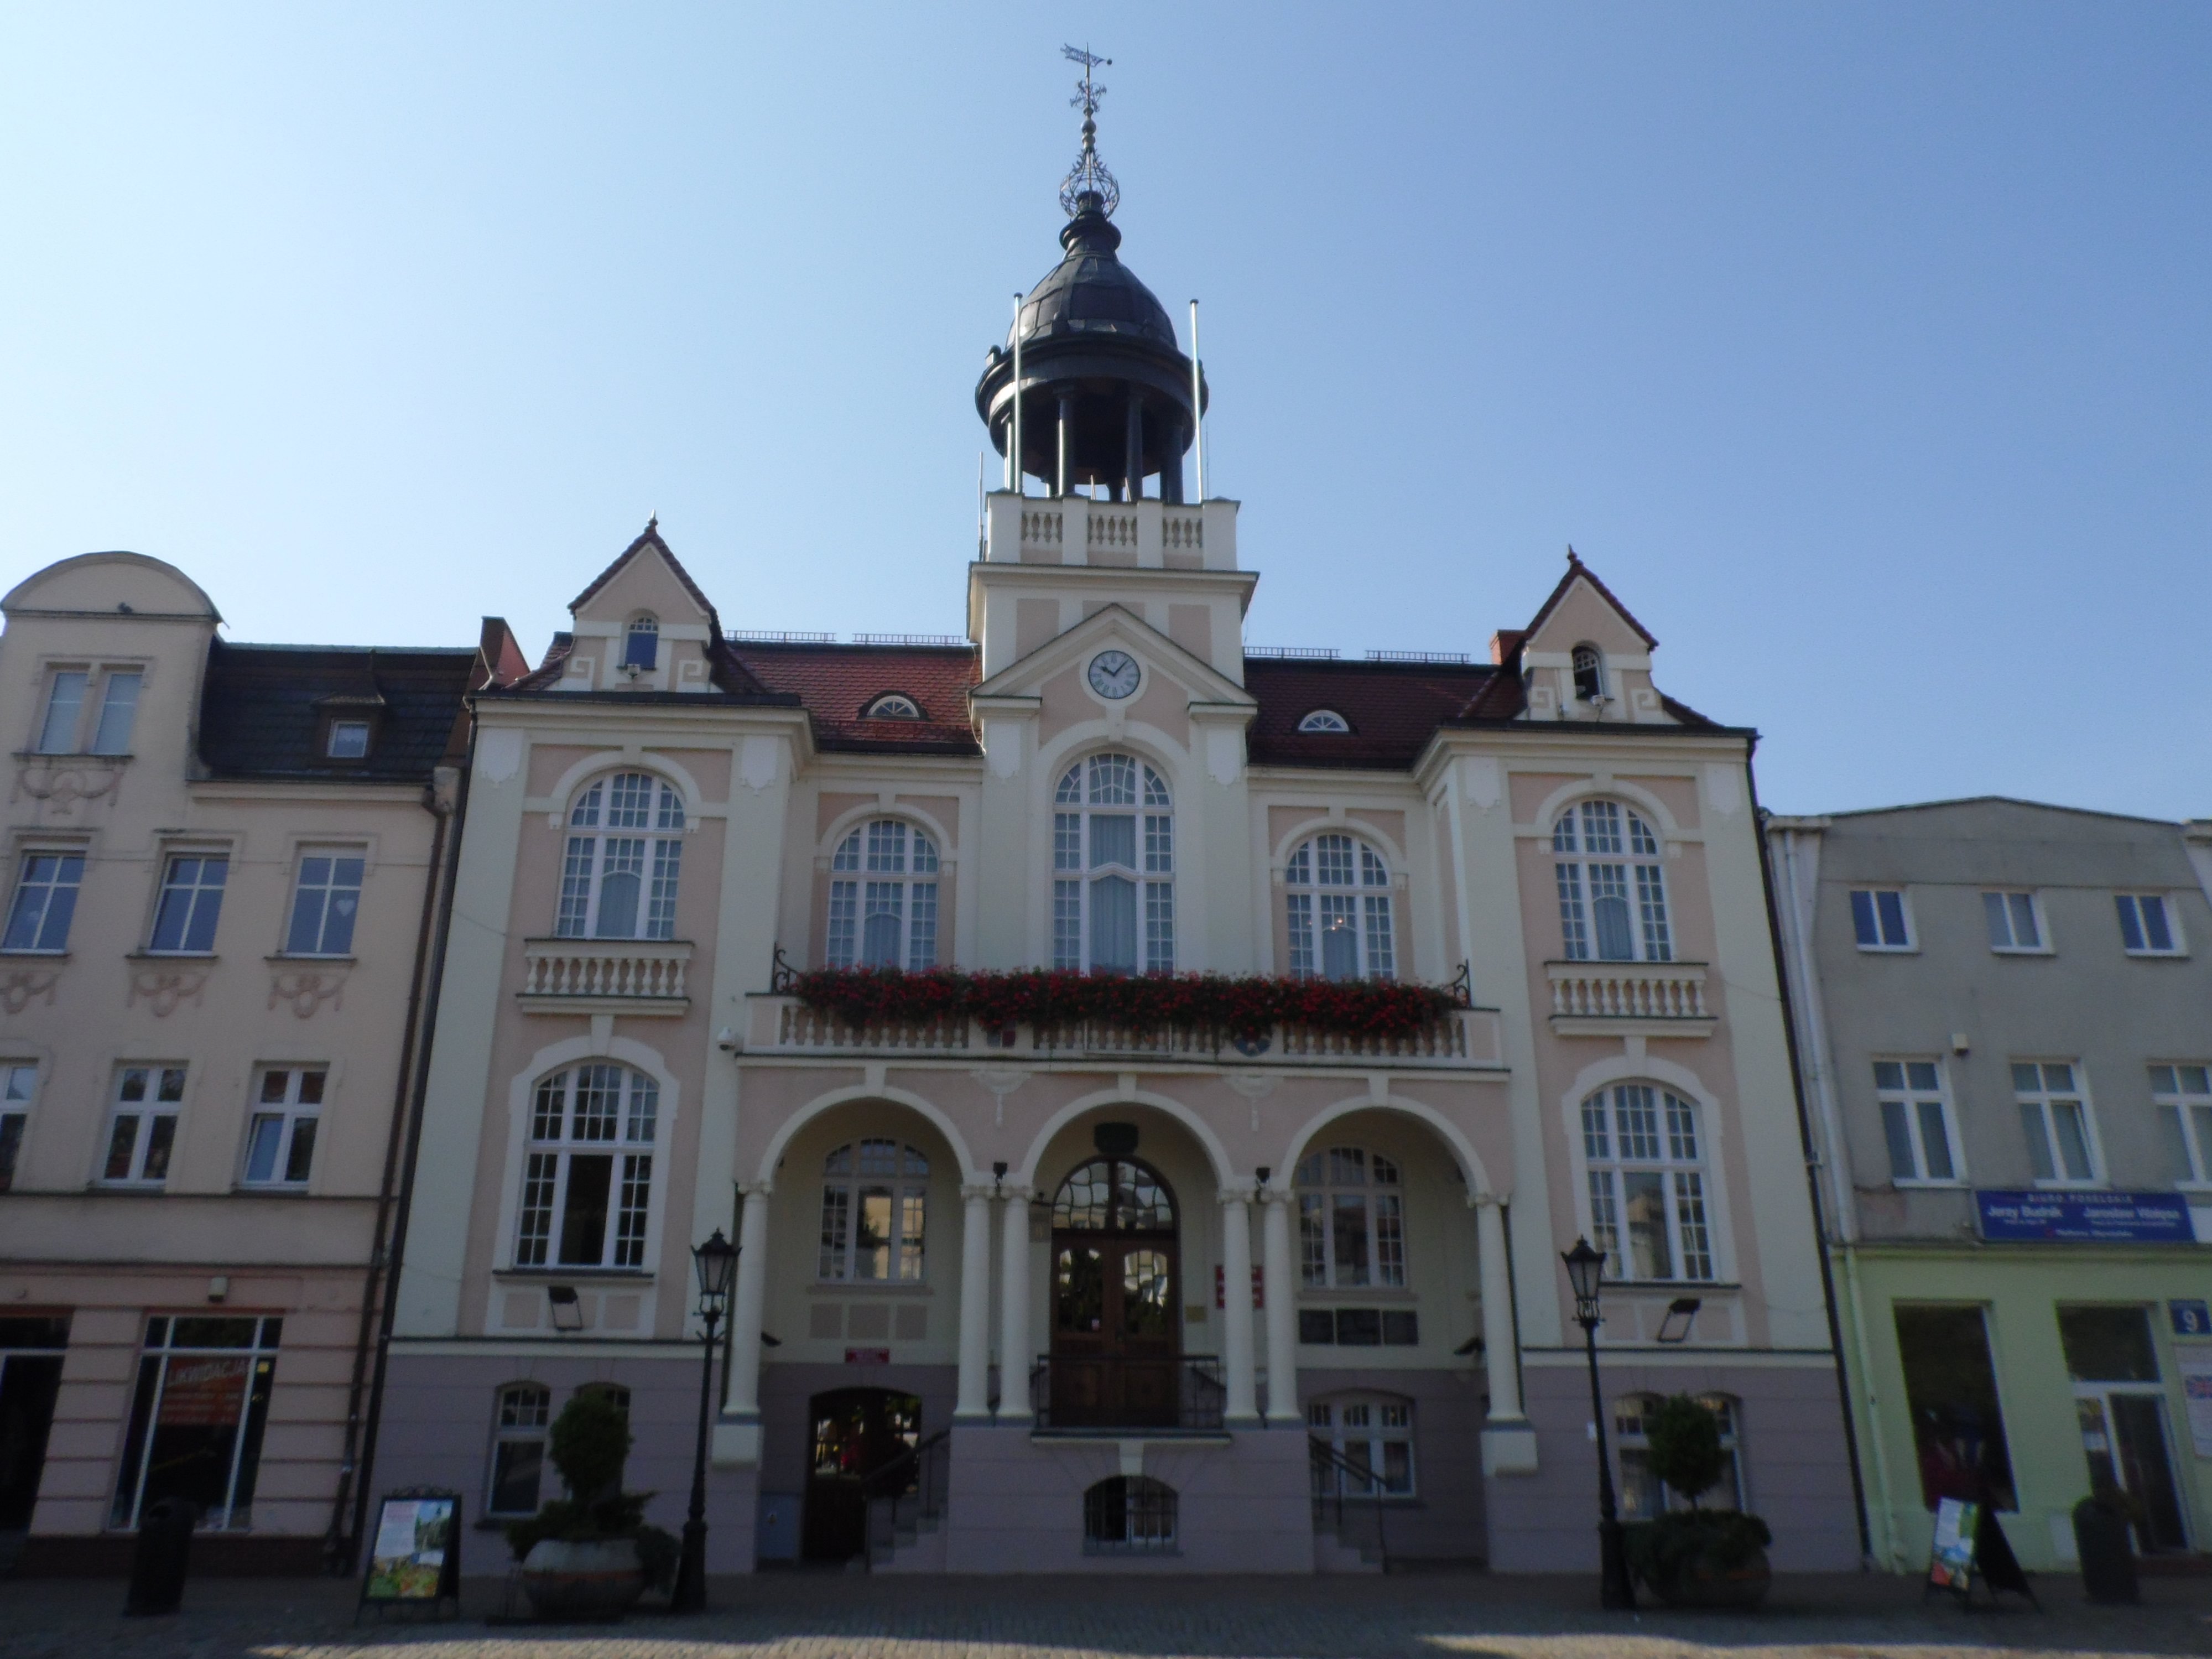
[1053, 754, 1173, 974]
[1285, 834, 1396, 980]
[862, 693, 922, 720]
[1297, 709, 1350, 734]
[1552, 800, 1669, 963]
[1581, 1083, 1714, 1282]
[826, 820, 939, 969]
[558, 772, 685, 940]
[1294, 1146, 1404, 1287]
[1052, 1157, 1176, 1233]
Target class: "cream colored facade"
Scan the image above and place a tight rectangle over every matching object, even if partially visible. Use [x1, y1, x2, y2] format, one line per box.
[0, 553, 481, 1569]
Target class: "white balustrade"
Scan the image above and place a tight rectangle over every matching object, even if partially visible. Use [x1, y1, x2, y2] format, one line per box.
[519, 939, 693, 1011]
[1545, 961, 1710, 1023]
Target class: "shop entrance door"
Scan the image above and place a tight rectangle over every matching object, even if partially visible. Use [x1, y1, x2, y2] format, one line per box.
[2060, 1306, 2190, 1552]
[801, 1387, 919, 1563]
[0, 1317, 69, 1549]
[1049, 1156, 1180, 1429]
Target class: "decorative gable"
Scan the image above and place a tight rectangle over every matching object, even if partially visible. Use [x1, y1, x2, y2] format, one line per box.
[1514, 551, 1677, 725]
[560, 521, 752, 695]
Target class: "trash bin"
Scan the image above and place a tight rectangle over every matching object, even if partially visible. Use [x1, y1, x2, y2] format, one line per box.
[124, 1497, 199, 1616]
[2073, 1496, 2138, 1605]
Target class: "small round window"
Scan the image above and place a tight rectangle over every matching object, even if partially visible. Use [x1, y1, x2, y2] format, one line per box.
[1297, 709, 1350, 734]
[863, 694, 923, 720]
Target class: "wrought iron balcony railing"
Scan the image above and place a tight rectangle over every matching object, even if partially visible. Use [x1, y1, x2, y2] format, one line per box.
[1029, 1354, 1227, 1433]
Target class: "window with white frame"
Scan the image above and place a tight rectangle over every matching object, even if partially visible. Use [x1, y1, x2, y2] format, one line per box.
[102, 1065, 186, 1187]
[1615, 1392, 1743, 1518]
[1582, 1083, 1716, 1282]
[325, 720, 371, 759]
[1053, 753, 1173, 974]
[241, 1066, 325, 1188]
[1297, 709, 1350, 734]
[2116, 894, 2183, 956]
[1849, 888, 1913, 950]
[1284, 834, 1396, 980]
[818, 1139, 929, 1281]
[1982, 891, 2046, 953]
[556, 773, 684, 940]
[0, 1063, 36, 1193]
[1553, 800, 1670, 962]
[3, 851, 83, 953]
[284, 851, 363, 956]
[1294, 1146, 1405, 1288]
[514, 1065, 658, 1268]
[2013, 1061, 2099, 1186]
[1308, 1394, 1416, 1496]
[149, 853, 227, 953]
[111, 1315, 280, 1531]
[826, 820, 939, 969]
[486, 1382, 551, 1516]
[1571, 644, 1605, 703]
[622, 614, 659, 671]
[34, 666, 141, 756]
[862, 693, 922, 720]
[2151, 1065, 2212, 1189]
[1874, 1060, 1960, 1184]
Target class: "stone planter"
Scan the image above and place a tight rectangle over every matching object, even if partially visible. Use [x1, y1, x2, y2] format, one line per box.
[1648, 1549, 1772, 1608]
[519, 1537, 647, 1620]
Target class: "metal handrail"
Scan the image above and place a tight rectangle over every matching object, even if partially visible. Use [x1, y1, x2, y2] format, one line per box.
[1308, 1433, 1391, 1573]
[861, 1429, 950, 1568]
[1030, 1354, 1227, 1431]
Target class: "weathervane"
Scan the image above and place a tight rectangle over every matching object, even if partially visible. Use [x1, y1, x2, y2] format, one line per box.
[1058, 43, 1119, 219]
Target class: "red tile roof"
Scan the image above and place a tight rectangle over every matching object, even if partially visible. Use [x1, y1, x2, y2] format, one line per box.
[730, 641, 984, 754]
[1244, 659, 1498, 768]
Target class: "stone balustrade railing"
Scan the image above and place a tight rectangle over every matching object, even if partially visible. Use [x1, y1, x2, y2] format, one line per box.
[1545, 960, 1711, 1026]
[519, 939, 694, 1012]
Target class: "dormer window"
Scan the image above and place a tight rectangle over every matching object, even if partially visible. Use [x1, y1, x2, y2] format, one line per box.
[326, 721, 371, 760]
[622, 615, 659, 673]
[1572, 644, 1605, 703]
[863, 694, 923, 720]
[1297, 710, 1350, 734]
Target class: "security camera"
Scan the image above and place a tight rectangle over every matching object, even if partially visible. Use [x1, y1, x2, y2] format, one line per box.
[716, 1026, 738, 1053]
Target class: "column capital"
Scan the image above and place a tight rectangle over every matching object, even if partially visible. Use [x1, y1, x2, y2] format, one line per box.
[1256, 1184, 1295, 1206]
[997, 1183, 1037, 1203]
[740, 1179, 774, 1198]
[1466, 1189, 1509, 1210]
[959, 1183, 998, 1201]
[1216, 1185, 1256, 1207]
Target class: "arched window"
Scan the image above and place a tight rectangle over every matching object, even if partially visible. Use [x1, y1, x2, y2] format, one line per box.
[826, 820, 938, 970]
[1615, 1391, 1743, 1517]
[1572, 643, 1604, 702]
[622, 614, 659, 672]
[1297, 709, 1350, 734]
[515, 1065, 658, 1268]
[1084, 1475, 1177, 1551]
[1053, 753, 1173, 974]
[1552, 799, 1670, 963]
[862, 693, 922, 720]
[1308, 1392, 1416, 1496]
[1052, 1157, 1175, 1231]
[558, 772, 685, 940]
[486, 1382, 550, 1516]
[818, 1139, 929, 1281]
[1581, 1083, 1714, 1282]
[1285, 834, 1395, 980]
[1294, 1146, 1404, 1288]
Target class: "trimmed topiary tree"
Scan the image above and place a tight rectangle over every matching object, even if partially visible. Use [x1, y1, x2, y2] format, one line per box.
[507, 1392, 678, 1604]
[1622, 1394, 1772, 1607]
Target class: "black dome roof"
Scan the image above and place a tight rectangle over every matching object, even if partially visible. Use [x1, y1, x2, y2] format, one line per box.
[1010, 212, 1178, 351]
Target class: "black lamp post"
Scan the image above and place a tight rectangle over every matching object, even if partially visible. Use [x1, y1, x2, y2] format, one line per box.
[671, 1228, 740, 1613]
[1562, 1236, 1636, 1610]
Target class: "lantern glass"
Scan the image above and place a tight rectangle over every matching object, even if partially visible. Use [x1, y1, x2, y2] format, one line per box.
[1560, 1236, 1605, 1306]
[693, 1229, 740, 1304]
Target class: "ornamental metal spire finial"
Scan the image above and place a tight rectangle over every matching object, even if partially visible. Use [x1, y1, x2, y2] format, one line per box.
[1058, 44, 1118, 219]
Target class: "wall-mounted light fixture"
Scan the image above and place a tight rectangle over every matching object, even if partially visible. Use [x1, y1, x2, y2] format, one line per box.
[1656, 1297, 1702, 1345]
[547, 1285, 585, 1333]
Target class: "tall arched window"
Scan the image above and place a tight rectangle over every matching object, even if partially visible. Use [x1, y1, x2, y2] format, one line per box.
[1053, 753, 1173, 973]
[826, 820, 939, 969]
[1571, 643, 1605, 701]
[1294, 1146, 1405, 1288]
[622, 614, 659, 671]
[1285, 834, 1395, 980]
[1553, 799, 1670, 962]
[516, 1065, 658, 1268]
[818, 1140, 929, 1281]
[558, 772, 684, 939]
[1581, 1083, 1714, 1282]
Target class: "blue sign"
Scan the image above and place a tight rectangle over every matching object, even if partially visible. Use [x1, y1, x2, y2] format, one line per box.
[2172, 1300, 2212, 1338]
[1974, 1190, 2195, 1244]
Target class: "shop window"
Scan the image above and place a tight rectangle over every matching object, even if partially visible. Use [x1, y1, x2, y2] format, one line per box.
[2059, 1306, 2191, 1552]
[1614, 1392, 1744, 1518]
[818, 1140, 929, 1282]
[1893, 1304, 2017, 1511]
[1083, 1475, 1177, 1552]
[1308, 1394, 1416, 1496]
[111, 1315, 282, 1530]
[486, 1382, 551, 1517]
[1294, 1147, 1405, 1288]
[825, 820, 939, 970]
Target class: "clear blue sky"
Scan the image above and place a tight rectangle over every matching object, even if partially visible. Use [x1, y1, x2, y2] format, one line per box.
[2, 5, 2204, 818]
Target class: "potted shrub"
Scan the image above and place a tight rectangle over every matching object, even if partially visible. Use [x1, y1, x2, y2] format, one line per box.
[506, 1391, 678, 1619]
[1623, 1394, 1773, 1609]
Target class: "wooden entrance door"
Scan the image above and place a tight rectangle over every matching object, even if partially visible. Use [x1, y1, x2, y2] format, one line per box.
[1049, 1156, 1179, 1428]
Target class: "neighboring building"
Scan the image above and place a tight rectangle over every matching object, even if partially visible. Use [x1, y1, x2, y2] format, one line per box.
[1769, 798, 2212, 1574]
[374, 107, 1857, 1575]
[0, 552, 510, 1570]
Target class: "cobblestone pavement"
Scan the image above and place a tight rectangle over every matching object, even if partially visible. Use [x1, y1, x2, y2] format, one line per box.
[0, 1571, 2206, 1659]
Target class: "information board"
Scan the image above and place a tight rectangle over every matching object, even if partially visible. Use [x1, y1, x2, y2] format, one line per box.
[1927, 1498, 1979, 1591]
[359, 1489, 461, 1617]
[2176, 1345, 2212, 1459]
[1974, 1190, 2193, 1244]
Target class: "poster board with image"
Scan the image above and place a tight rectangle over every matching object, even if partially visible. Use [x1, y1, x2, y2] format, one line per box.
[358, 1489, 461, 1619]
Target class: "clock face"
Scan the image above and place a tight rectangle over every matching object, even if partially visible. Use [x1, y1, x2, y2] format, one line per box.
[1087, 650, 1141, 700]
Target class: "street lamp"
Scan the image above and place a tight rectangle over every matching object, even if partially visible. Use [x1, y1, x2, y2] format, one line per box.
[672, 1228, 740, 1613]
[1562, 1236, 1636, 1610]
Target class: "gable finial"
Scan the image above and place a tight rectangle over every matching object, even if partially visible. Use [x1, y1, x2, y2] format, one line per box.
[1565, 544, 1579, 566]
[647, 512, 659, 533]
[1059, 44, 1118, 219]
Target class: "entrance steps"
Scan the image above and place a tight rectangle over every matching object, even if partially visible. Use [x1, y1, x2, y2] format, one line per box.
[870, 1507, 947, 1572]
[1313, 1522, 1384, 1574]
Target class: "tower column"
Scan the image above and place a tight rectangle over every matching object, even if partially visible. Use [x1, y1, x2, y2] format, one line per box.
[997, 1185, 1035, 1423]
[1056, 392, 1075, 497]
[1219, 1189, 1259, 1425]
[1261, 1187, 1300, 1423]
[1124, 392, 1144, 501]
[955, 1185, 995, 1419]
[1162, 418, 1186, 504]
[725, 1182, 771, 1418]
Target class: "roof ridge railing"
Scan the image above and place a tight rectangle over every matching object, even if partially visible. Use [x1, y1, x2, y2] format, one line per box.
[849, 633, 971, 648]
[1243, 646, 1340, 661]
[1363, 649, 1473, 665]
[726, 630, 836, 644]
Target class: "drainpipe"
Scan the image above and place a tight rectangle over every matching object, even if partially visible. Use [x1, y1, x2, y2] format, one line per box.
[322, 762, 457, 1570]
[342, 726, 476, 1564]
[1748, 765, 1872, 1566]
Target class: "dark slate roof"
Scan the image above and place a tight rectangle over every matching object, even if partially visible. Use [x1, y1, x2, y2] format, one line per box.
[1244, 659, 1499, 769]
[197, 641, 477, 782]
[730, 642, 983, 755]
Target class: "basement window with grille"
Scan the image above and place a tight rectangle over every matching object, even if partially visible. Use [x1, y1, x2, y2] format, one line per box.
[1084, 1475, 1178, 1553]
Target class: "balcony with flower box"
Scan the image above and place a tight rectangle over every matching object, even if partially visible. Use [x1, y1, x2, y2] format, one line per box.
[1544, 959, 1713, 1038]
[518, 938, 693, 1016]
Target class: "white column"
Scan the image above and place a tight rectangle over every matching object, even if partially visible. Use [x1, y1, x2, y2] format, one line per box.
[955, 1184, 995, 1420]
[725, 1180, 772, 1418]
[1219, 1189, 1259, 1424]
[1260, 1188, 1300, 1424]
[1476, 1196, 1523, 1422]
[996, 1185, 1034, 1423]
